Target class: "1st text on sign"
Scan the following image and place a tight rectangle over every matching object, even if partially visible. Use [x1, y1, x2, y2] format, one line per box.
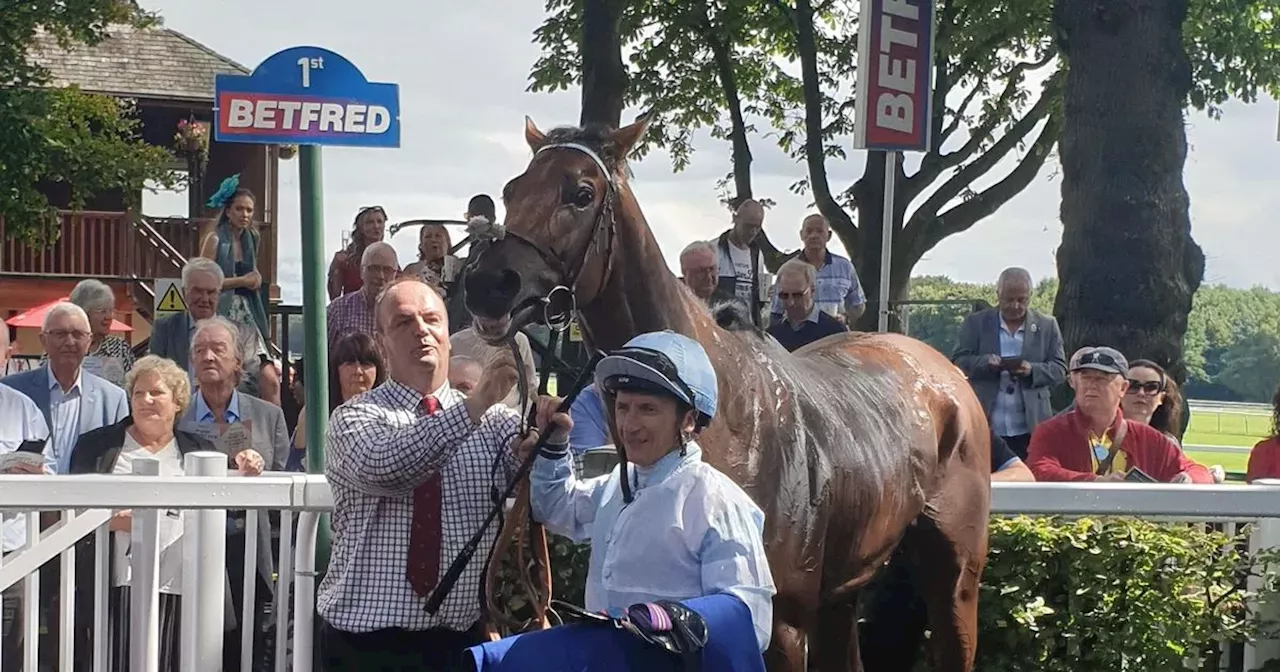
[875, 0, 922, 134]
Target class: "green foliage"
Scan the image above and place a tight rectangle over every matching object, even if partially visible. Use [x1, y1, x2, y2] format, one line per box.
[977, 516, 1255, 671]
[0, 1, 179, 244]
[905, 275, 1280, 403]
[545, 517, 1276, 669]
[528, 0, 1280, 286]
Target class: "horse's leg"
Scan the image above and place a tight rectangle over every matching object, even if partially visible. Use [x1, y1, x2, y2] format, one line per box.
[764, 618, 808, 672]
[858, 540, 929, 672]
[765, 593, 815, 672]
[914, 470, 988, 672]
[814, 598, 860, 672]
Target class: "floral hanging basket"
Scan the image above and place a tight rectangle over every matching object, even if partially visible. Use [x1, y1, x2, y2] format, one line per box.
[174, 119, 209, 161]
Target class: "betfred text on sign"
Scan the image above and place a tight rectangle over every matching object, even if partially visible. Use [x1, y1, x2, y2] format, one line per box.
[215, 46, 400, 149]
[220, 95, 393, 136]
[853, 0, 936, 152]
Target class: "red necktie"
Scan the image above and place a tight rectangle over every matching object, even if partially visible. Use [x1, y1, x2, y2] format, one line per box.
[407, 395, 444, 597]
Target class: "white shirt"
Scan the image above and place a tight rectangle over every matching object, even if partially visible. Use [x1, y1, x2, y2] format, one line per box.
[111, 435, 186, 594]
[724, 243, 767, 304]
[0, 386, 50, 553]
[318, 380, 521, 633]
[47, 366, 84, 474]
[531, 441, 777, 652]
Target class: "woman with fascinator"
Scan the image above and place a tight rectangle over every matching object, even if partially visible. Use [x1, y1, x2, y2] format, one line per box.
[197, 175, 270, 345]
[327, 205, 388, 299]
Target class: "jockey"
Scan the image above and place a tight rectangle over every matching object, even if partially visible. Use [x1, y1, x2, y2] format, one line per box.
[525, 330, 777, 653]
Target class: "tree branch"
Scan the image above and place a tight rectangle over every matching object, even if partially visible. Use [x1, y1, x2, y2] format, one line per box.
[908, 110, 1062, 263]
[904, 54, 1058, 202]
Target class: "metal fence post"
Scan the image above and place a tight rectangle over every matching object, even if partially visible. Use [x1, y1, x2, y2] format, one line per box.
[180, 452, 229, 672]
[129, 457, 162, 672]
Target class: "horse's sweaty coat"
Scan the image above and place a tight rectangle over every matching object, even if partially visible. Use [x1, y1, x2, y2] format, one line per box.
[463, 117, 991, 672]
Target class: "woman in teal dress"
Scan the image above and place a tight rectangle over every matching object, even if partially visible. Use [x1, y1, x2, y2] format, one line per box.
[197, 175, 270, 345]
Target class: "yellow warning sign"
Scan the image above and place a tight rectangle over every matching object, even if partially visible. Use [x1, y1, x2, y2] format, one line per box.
[157, 283, 186, 313]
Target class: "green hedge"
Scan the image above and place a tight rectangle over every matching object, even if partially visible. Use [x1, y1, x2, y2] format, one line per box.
[528, 516, 1280, 670]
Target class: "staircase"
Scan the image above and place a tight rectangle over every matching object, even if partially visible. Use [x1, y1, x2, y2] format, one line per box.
[127, 216, 285, 361]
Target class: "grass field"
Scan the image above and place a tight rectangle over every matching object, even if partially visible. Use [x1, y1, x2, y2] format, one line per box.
[1178, 408, 1272, 475]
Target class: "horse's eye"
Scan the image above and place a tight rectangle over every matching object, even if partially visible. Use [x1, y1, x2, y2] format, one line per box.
[571, 186, 594, 208]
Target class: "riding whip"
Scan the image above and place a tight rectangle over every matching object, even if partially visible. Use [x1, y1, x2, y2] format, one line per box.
[424, 353, 604, 615]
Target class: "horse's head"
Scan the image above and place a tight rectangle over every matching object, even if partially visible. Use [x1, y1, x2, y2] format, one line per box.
[463, 115, 650, 343]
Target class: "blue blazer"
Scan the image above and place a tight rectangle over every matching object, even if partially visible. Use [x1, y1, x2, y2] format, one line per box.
[0, 366, 129, 472]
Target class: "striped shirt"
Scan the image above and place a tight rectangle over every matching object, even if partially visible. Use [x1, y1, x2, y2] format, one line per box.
[770, 251, 865, 319]
[317, 380, 522, 633]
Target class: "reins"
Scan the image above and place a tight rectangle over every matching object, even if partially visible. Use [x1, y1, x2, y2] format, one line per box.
[423, 352, 602, 628]
[437, 140, 624, 635]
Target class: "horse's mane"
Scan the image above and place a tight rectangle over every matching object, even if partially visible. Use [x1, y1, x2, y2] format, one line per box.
[542, 125, 635, 181]
[709, 297, 766, 337]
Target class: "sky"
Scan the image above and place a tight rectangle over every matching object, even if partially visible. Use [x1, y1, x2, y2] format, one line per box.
[143, 0, 1280, 304]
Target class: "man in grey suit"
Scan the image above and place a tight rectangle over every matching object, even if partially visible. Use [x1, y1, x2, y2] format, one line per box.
[952, 267, 1067, 459]
[151, 257, 281, 406]
[177, 315, 287, 671]
[1, 302, 128, 473]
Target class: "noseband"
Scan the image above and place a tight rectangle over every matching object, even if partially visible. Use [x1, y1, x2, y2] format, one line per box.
[469, 142, 618, 333]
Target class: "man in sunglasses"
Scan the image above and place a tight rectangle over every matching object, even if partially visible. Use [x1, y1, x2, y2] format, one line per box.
[767, 259, 847, 352]
[1026, 346, 1213, 483]
[523, 330, 777, 655]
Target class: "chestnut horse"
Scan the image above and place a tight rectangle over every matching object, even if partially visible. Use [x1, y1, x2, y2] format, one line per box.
[462, 116, 991, 672]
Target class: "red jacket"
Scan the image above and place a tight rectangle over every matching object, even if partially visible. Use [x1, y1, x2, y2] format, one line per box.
[1028, 408, 1213, 483]
[1246, 437, 1280, 483]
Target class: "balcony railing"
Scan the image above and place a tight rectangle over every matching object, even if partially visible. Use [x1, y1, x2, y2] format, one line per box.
[0, 211, 134, 277]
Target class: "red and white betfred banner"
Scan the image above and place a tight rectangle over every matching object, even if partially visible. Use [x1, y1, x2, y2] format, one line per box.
[853, 0, 936, 152]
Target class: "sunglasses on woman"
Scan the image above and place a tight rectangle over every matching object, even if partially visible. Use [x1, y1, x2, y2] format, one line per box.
[1125, 380, 1164, 395]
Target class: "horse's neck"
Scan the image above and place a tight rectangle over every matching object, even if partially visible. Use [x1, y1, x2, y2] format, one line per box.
[578, 191, 695, 351]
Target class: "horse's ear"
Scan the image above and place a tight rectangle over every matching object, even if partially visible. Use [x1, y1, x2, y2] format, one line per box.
[525, 116, 548, 151]
[609, 112, 651, 156]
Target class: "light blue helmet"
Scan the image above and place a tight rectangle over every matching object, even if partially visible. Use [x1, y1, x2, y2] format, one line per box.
[595, 331, 718, 427]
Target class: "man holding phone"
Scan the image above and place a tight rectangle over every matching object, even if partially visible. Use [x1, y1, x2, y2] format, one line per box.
[952, 267, 1067, 459]
[1026, 346, 1213, 483]
[0, 326, 50, 669]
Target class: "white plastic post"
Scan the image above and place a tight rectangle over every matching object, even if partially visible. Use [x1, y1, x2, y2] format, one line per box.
[1245, 517, 1280, 669]
[291, 511, 321, 672]
[180, 452, 228, 672]
[129, 457, 162, 672]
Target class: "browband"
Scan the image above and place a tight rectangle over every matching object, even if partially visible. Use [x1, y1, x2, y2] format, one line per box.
[537, 142, 616, 187]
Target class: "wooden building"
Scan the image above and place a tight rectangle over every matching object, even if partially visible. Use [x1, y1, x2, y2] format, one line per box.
[0, 24, 283, 356]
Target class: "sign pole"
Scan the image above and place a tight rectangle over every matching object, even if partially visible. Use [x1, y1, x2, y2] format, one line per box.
[877, 150, 898, 333]
[215, 44, 401, 572]
[299, 144, 331, 567]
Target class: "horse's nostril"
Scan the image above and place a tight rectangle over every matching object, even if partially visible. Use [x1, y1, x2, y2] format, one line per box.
[495, 270, 521, 297]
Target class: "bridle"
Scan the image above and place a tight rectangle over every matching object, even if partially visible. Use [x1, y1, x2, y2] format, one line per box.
[464, 141, 623, 638]
[466, 141, 620, 334]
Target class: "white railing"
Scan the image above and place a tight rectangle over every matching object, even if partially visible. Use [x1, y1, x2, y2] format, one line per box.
[4, 468, 1280, 671]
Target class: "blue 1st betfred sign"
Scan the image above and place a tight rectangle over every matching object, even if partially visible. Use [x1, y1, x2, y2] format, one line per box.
[214, 46, 400, 148]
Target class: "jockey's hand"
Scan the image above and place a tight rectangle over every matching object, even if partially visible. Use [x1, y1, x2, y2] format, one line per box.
[515, 396, 574, 461]
[1170, 472, 1193, 485]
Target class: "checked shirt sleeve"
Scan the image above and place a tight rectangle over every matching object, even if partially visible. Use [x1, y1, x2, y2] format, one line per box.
[326, 396, 476, 497]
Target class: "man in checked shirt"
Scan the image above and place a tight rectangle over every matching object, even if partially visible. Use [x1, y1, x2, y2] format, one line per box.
[318, 276, 522, 672]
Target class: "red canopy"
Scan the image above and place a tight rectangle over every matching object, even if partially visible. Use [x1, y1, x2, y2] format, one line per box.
[5, 297, 133, 332]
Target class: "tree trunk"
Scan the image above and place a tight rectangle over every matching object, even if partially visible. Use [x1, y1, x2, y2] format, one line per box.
[1052, 0, 1204, 383]
[579, 0, 627, 128]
